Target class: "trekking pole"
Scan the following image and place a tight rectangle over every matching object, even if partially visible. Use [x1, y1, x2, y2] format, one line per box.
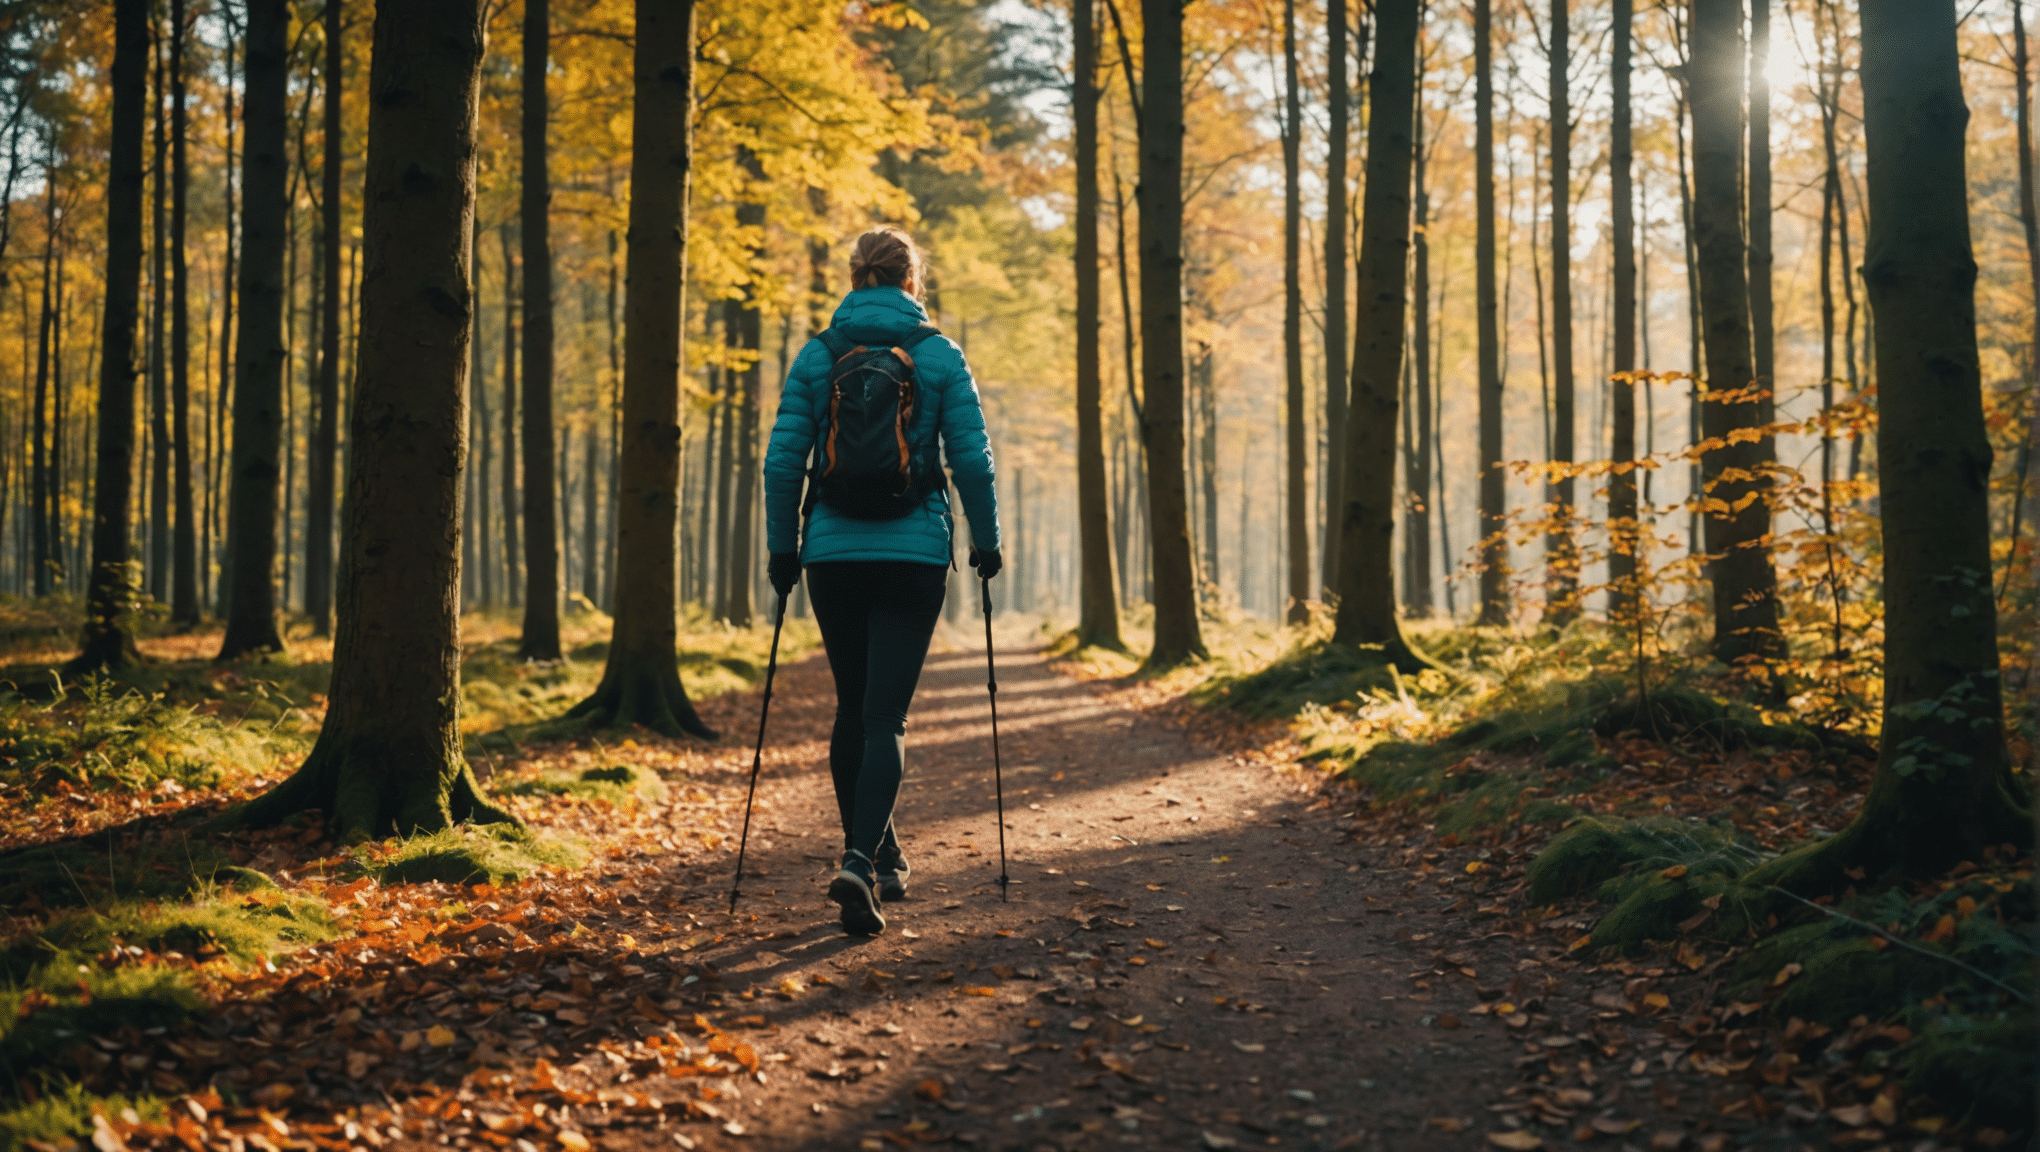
[729, 592, 789, 915]
[980, 575, 1010, 902]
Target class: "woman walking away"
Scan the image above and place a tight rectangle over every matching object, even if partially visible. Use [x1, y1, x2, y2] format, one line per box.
[763, 226, 1002, 937]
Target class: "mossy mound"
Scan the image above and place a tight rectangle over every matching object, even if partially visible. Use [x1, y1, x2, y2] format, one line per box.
[1526, 816, 1766, 951]
[355, 824, 584, 887]
[1199, 640, 1420, 719]
[0, 833, 274, 912]
[498, 763, 667, 806]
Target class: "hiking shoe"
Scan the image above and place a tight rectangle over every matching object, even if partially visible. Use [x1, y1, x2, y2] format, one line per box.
[875, 849, 911, 903]
[828, 850, 886, 936]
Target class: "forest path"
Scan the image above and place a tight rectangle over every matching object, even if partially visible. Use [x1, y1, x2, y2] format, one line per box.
[584, 637, 1534, 1152]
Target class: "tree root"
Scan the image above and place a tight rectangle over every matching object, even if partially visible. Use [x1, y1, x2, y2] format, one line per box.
[566, 654, 718, 740]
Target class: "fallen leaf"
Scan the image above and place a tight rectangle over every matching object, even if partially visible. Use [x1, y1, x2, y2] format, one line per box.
[1231, 1040, 1266, 1053]
[1487, 1131, 1543, 1150]
[914, 1079, 945, 1101]
[426, 1025, 459, 1048]
[1829, 1105, 1873, 1127]
[345, 1050, 380, 1079]
[1143, 938, 1170, 950]
[1590, 1118, 1641, 1136]
[1428, 1118, 1468, 1133]
[1201, 1134, 1238, 1150]
[1772, 963, 1802, 986]
[1436, 1014, 1461, 1029]
[1659, 865, 1687, 880]
[556, 1132, 591, 1152]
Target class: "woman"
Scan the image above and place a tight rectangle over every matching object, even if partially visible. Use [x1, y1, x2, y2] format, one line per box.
[762, 226, 1002, 937]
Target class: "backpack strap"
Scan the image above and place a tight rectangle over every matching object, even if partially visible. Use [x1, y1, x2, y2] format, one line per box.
[815, 326, 860, 364]
[897, 324, 943, 351]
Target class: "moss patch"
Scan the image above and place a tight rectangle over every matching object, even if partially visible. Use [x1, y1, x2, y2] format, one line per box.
[352, 824, 584, 886]
[497, 762, 667, 806]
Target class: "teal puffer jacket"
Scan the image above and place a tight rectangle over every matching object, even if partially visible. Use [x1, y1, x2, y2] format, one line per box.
[764, 286, 1001, 567]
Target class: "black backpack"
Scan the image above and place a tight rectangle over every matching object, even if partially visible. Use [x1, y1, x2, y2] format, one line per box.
[803, 324, 946, 521]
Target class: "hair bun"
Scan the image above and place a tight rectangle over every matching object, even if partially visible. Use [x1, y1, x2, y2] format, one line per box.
[850, 226, 923, 296]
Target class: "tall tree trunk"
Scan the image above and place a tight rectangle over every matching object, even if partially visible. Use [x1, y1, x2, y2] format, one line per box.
[149, 23, 170, 603]
[498, 222, 519, 606]
[1473, 0, 1507, 626]
[516, 0, 560, 658]
[724, 150, 765, 630]
[604, 227, 621, 611]
[1817, 0, 1845, 650]
[232, 0, 514, 837]
[1281, 0, 1307, 624]
[472, 211, 494, 609]
[1747, 0, 1775, 432]
[1606, 0, 1638, 617]
[1691, 0, 1782, 665]
[1138, 0, 1205, 665]
[1407, 31, 1432, 618]
[214, 14, 236, 617]
[30, 165, 52, 598]
[71, 0, 149, 672]
[1751, 0, 2027, 893]
[710, 375, 733, 619]
[1676, 84, 1703, 559]
[1330, 0, 1421, 663]
[1074, 0, 1121, 649]
[306, 0, 342, 635]
[168, 0, 197, 624]
[1321, 0, 1349, 595]
[217, 0, 290, 659]
[567, 0, 713, 738]
[1541, 0, 1576, 626]
[581, 418, 598, 600]
[2014, 1, 2040, 597]
[1196, 341, 1218, 587]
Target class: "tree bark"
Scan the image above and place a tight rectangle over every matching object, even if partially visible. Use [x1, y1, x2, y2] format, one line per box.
[234, 0, 511, 838]
[1073, 0, 1122, 650]
[31, 167, 52, 598]
[1751, 0, 2028, 893]
[213, 14, 236, 618]
[149, 18, 169, 605]
[499, 222, 520, 607]
[1606, 0, 1638, 616]
[307, 0, 343, 636]
[169, 0, 197, 625]
[1138, 0, 1205, 665]
[516, 0, 560, 658]
[1474, 0, 1507, 626]
[70, 0, 149, 673]
[724, 151, 765, 630]
[1407, 33, 1432, 618]
[1320, 0, 1349, 596]
[1690, 0, 1782, 665]
[1281, 0, 1307, 624]
[1541, 0, 1577, 626]
[217, 0, 289, 659]
[472, 211, 494, 609]
[1330, 0, 1421, 665]
[567, 0, 714, 739]
[1747, 0, 1775, 434]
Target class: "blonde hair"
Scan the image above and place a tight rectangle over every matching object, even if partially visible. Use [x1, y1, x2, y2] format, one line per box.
[849, 226, 924, 299]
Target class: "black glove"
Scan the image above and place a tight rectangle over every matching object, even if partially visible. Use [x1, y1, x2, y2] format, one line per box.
[768, 552, 802, 599]
[969, 547, 1003, 580]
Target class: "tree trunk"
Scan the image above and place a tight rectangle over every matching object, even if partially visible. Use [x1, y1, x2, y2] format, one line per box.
[31, 169, 52, 598]
[149, 19, 169, 605]
[516, 0, 560, 658]
[582, 416, 598, 600]
[1747, 0, 1775, 433]
[216, 0, 290, 659]
[1330, 0, 1421, 664]
[306, 0, 342, 636]
[1541, 0, 1577, 626]
[567, 0, 714, 739]
[1138, 0, 1205, 665]
[1320, 0, 1349, 596]
[1473, 0, 1507, 626]
[1407, 34, 1432, 618]
[1281, 0, 1308, 625]
[168, 0, 197, 625]
[710, 371, 733, 620]
[233, 0, 513, 838]
[214, 16, 236, 618]
[604, 227, 622, 611]
[724, 152, 764, 630]
[71, 0, 149, 673]
[1073, 0, 1122, 650]
[1691, 0, 1782, 666]
[1606, 0, 1638, 616]
[1750, 0, 2027, 895]
[499, 222, 520, 607]
[1196, 341, 1218, 587]
[473, 211, 494, 609]
[2014, 1, 2040, 608]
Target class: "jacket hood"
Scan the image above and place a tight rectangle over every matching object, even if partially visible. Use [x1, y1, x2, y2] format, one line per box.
[829, 286, 931, 341]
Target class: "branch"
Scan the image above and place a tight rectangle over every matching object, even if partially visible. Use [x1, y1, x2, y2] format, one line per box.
[1100, 0, 1142, 130]
[1768, 886, 2034, 1005]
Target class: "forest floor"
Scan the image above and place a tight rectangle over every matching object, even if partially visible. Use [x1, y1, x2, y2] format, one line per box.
[0, 615, 2028, 1152]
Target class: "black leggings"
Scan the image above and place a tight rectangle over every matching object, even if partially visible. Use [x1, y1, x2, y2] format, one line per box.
[805, 561, 948, 861]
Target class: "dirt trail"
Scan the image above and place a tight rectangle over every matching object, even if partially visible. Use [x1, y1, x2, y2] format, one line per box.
[568, 639, 1539, 1152]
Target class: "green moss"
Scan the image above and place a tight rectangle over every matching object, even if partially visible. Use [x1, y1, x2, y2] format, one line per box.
[1902, 1012, 2037, 1130]
[0, 835, 268, 913]
[1200, 640, 1417, 719]
[0, 892, 340, 984]
[356, 824, 584, 887]
[497, 763, 667, 806]
[0, 1082, 165, 1152]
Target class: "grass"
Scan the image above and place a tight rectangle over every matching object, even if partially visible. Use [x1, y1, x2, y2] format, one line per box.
[348, 823, 587, 886]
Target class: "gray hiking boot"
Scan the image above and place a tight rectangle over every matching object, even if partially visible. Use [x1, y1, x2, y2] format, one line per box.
[828, 849, 886, 936]
[875, 847, 911, 903]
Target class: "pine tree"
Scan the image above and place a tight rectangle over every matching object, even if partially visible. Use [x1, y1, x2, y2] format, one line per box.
[516, 0, 562, 659]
